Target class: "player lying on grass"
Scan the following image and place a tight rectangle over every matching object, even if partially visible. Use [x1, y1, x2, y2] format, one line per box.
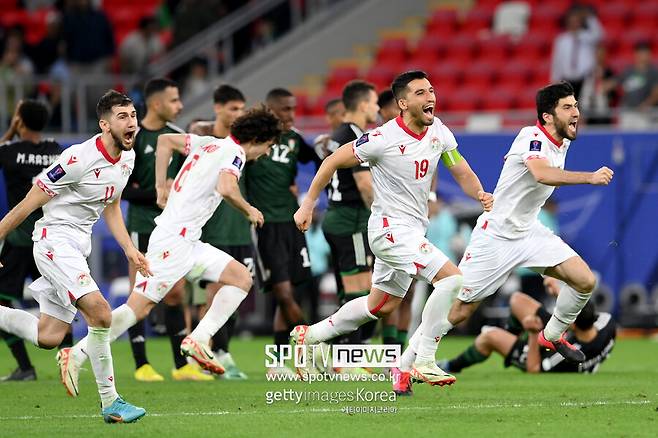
[58, 107, 280, 395]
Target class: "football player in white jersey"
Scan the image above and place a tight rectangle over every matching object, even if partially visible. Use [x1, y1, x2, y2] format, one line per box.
[291, 70, 493, 386]
[410, 82, 613, 391]
[0, 90, 149, 423]
[63, 107, 281, 382]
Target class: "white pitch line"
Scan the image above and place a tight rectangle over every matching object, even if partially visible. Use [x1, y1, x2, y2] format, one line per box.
[0, 399, 650, 421]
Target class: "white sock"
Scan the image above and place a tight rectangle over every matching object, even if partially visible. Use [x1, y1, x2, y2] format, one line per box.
[71, 304, 137, 367]
[86, 327, 118, 409]
[544, 283, 591, 341]
[0, 306, 39, 346]
[399, 329, 420, 371]
[415, 275, 462, 364]
[307, 296, 377, 344]
[190, 286, 248, 344]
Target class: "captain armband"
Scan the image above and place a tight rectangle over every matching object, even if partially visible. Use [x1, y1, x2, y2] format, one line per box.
[440, 148, 464, 167]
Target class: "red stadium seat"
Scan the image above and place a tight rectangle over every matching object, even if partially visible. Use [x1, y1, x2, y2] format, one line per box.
[478, 35, 512, 64]
[461, 8, 493, 35]
[499, 61, 533, 84]
[375, 38, 409, 65]
[481, 89, 517, 110]
[441, 89, 483, 112]
[463, 60, 497, 90]
[412, 38, 449, 64]
[445, 33, 479, 65]
[426, 9, 459, 34]
[509, 33, 551, 63]
[326, 67, 359, 90]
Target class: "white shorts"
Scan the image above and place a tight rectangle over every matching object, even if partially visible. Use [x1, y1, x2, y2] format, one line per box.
[133, 226, 234, 303]
[458, 220, 578, 303]
[368, 222, 449, 298]
[30, 237, 99, 324]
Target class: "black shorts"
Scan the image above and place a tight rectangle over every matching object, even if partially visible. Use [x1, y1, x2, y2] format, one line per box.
[257, 222, 311, 286]
[504, 337, 529, 371]
[130, 231, 151, 253]
[324, 230, 373, 277]
[0, 241, 40, 302]
[216, 244, 263, 293]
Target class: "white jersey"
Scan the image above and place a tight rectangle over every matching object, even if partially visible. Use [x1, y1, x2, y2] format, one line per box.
[34, 134, 135, 245]
[155, 134, 246, 241]
[352, 116, 457, 230]
[483, 122, 570, 239]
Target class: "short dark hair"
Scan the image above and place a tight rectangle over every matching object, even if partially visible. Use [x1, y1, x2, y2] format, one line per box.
[378, 89, 395, 108]
[144, 78, 178, 101]
[231, 105, 281, 144]
[265, 88, 294, 103]
[96, 90, 133, 119]
[342, 80, 376, 112]
[391, 70, 428, 100]
[18, 99, 49, 132]
[324, 98, 342, 113]
[213, 84, 246, 104]
[536, 81, 575, 125]
[574, 300, 596, 330]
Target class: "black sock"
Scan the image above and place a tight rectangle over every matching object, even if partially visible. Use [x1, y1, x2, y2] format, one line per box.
[2, 331, 33, 371]
[505, 314, 523, 335]
[59, 331, 73, 348]
[212, 315, 236, 353]
[164, 304, 187, 369]
[274, 330, 289, 347]
[448, 344, 488, 373]
[128, 320, 148, 369]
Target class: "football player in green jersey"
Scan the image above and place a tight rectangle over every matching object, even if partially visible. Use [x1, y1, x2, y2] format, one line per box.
[123, 78, 208, 381]
[188, 84, 253, 379]
[245, 88, 320, 376]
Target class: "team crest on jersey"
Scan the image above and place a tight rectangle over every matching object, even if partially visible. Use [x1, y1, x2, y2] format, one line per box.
[77, 273, 91, 287]
[430, 136, 441, 152]
[121, 163, 131, 177]
[529, 140, 542, 151]
[355, 133, 369, 147]
[419, 241, 432, 254]
[47, 164, 66, 182]
[232, 156, 243, 169]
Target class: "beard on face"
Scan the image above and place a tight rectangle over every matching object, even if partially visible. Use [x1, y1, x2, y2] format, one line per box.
[110, 128, 131, 151]
[554, 116, 576, 141]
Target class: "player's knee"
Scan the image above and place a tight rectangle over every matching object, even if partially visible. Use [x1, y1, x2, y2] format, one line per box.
[37, 333, 63, 350]
[509, 292, 524, 309]
[163, 285, 185, 306]
[574, 272, 596, 294]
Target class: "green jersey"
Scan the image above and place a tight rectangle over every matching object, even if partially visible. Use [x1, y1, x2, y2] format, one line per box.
[126, 122, 185, 234]
[245, 128, 318, 223]
[201, 177, 251, 246]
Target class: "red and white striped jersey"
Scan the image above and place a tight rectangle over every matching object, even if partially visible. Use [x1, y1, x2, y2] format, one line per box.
[34, 134, 135, 246]
[155, 134, 246, 241]
[352, 116, 457, 230]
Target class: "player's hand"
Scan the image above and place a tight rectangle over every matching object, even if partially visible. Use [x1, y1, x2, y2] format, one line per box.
[477, 190, 494, 212]
[588, 166, 613, 185]
[543, 277, 561, 296]
[156, 185, 170, 209]
[521, 315, 543, 332]
[126, 247, 152, 277]
[294, 205, 313, 232]
[246, 206, 264, 227]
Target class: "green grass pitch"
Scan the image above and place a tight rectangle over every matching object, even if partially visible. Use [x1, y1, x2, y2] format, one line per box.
[1, 336, 657, 437]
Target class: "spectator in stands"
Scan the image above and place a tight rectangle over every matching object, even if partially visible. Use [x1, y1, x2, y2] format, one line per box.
[119, 16, 165, 74]
[0, 26, 35, 114]
[377, 89, 399, 123]
[579, 44, 617, 125]
[182, 57, 211, 98]
[171, 0, 222, 48]
[550, 5, 603, 99]
[61, 0, 115, 73]
[29, 11, 63, 75]
[618, 41, 658, 111]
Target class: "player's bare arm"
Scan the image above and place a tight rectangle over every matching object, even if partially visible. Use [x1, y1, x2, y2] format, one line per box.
[155, 133, 187, 208]
[217, 171, 264, 227]
[446, 157, 494, 211]
[103, 198, 152, 277]
[353, 171, 374, 208]
[0, 184, 50, 253]
[526, 158, 613, 186]
[294, 141, 360, 231]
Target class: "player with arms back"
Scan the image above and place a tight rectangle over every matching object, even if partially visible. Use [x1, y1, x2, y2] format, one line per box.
[291, 70, 493, 386]
[63, 107, 280, 380]
[0, 90, 148, 423]
[404, 82, 614, 390]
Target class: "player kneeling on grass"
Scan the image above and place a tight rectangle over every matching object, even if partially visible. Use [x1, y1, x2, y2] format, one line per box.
[60, 107, 281, 391]
[437, 278, 616, 376]
[0, 90, 149, 423]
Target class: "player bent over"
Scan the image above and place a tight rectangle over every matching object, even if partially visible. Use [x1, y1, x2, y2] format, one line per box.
[291, 71, 493, 385]
[61, 107, 281, 388]
[395, 82, 614, 394]
[0, 91, 149, 423]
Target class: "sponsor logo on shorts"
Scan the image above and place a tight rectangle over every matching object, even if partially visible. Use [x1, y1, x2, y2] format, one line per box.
[419, 242, 432, 254]
[157, 283, 169, 295]
[77, 273, 91, 287]
[431, 136, 441, 152]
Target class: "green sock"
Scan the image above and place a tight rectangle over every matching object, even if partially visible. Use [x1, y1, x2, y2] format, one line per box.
[448, 345, 489, 372]
[382, 324, 398, 344]
[396, 330, 408, 347]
